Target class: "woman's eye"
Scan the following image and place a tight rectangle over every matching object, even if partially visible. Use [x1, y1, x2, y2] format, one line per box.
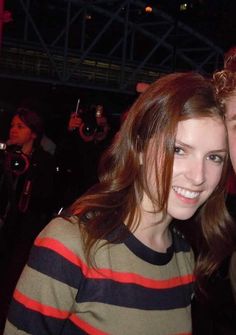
[174, 146, 184, 155]
[208, 154, 224, 164]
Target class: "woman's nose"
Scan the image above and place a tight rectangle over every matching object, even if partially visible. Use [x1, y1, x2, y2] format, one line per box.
[185, 159, 206, 185]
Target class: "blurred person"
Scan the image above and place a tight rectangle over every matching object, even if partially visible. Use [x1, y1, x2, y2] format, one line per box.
[54, 103, 110, 209]
[0, 108, 55, 242]
[0, 107, 55, 332]
[4, 72, 236, 335]
[214, 48, 236, 307]
[190, 47, 236, 335]
[17, 97, 57, 156]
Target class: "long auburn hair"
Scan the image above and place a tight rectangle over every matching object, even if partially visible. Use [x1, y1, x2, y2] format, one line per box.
[68, 72, 235, 293]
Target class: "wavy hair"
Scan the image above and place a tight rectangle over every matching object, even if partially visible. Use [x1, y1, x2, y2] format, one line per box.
[67, 72, 235, 293]
[213, 70, 236, 104]
[213, 45, 236, 105]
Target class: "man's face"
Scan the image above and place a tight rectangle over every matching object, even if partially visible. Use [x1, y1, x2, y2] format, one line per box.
[225, 95, 236, 172]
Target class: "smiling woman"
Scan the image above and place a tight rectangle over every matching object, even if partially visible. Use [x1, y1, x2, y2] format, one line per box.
[169, 117, 227, 219]
[4, 72, 236, 335]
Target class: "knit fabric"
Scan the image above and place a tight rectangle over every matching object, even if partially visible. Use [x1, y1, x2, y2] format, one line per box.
[4, 217, 195, 335]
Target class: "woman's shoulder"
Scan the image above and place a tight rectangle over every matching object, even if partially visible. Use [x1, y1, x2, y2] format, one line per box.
[37, 215, 83, 251]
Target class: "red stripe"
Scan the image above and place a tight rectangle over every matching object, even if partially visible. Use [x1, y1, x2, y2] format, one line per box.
[35, 237, 194, 289]
[14, 289, 192, 335]
[70, 314, 109, 335]
[35, 237, 85, 268]
[14, 290, 69, 319]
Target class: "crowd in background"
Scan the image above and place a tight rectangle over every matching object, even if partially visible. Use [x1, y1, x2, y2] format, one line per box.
[0, 98, 118, 332]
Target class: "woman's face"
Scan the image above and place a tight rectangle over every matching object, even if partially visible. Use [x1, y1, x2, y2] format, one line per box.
[9, 115, 36, 147]
[143, 116, 227, 222]
[168, 116, 227, 220]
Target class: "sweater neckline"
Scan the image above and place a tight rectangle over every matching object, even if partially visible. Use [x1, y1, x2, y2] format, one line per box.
[123, 229, 174, 265]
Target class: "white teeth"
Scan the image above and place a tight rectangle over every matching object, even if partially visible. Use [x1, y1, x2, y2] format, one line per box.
[172, 186, 200, 199]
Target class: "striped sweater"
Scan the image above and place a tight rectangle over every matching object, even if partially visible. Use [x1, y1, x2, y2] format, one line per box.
[4, 217, 195, 335]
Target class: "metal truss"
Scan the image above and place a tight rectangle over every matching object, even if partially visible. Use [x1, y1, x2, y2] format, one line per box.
[0, 0, 224, 95]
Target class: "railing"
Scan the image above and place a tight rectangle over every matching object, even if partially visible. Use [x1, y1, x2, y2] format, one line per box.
[0, 44, 163, 94]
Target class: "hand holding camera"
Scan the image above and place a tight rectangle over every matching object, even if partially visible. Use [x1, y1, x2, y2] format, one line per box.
[67, 112, 82, 132]
[68, 100, 110, 143]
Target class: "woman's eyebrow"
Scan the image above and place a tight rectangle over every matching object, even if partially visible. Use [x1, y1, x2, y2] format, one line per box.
[175, 139, 227, 152]
[175, 140, 193, 149]
[208, 149, 228, 153]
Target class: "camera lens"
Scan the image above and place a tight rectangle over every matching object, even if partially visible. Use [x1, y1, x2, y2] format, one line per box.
[81, 123, 95, 137]
[5, 151, 29, 175]
[9, 153, 27, 173]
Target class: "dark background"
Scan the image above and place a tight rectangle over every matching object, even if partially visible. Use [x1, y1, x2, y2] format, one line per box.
[1, 0, 236, 141]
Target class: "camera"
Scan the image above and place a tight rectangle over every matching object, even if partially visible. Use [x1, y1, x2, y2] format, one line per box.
[78, 105, 106, 142]
[0, 143, 30, 175]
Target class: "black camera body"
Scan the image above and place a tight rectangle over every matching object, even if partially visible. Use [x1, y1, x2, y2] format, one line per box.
[78, 105, 105, 142]
[79, 105, 98, 137]
[0, 143, 29, 175]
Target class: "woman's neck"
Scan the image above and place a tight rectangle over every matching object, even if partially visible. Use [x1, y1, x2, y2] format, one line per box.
[132, 210, 172, 253]
[128, 191, 172, 252]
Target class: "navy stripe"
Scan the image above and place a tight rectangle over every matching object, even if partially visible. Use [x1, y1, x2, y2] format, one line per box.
[76, 279, 193, 310]
[124, 227, 191, 265]
[27, 245, 83, 289]
[7, 299, 66, 335]
[7, 299, 96, 335]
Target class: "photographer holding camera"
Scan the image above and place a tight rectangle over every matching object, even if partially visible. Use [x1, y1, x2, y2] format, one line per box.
[68, 103, 110, 142]
[0, 107, 56, 328]
[54, 102, 110, 209]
